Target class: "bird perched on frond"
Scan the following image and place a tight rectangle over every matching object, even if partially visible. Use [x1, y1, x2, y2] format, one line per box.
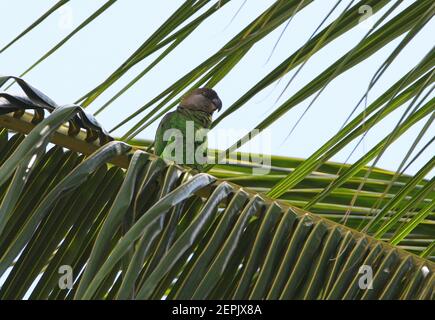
[154, 88, 222, 171]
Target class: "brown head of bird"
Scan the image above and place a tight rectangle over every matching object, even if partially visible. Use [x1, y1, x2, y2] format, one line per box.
[180, 88, 222, 115]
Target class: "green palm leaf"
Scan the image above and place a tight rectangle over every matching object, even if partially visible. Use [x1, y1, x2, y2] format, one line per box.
[0, 106, 433, 299]
[0, 0, 434, 300]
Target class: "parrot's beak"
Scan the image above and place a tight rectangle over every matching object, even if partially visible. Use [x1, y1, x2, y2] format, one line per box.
[212, 97, 222, 112]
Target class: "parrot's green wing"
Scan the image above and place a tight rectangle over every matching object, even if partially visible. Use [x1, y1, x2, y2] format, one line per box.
[154, 110, 209, 170]
[154, 111, 179, 156]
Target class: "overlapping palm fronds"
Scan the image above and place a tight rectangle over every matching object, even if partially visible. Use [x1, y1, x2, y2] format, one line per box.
[0, 0, 434, 299]
[0, 81, 433, 299]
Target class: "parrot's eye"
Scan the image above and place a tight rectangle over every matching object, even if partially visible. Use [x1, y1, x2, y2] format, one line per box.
[198, 88, 218, 101]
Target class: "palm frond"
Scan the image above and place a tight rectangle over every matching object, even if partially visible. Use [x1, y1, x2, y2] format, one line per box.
[0, 0, 70, 55]
[0, 82, 433, 299]
[1, 0, 434, 300]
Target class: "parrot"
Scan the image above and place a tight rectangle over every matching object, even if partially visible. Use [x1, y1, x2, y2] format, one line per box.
[154, 88, 222, 170]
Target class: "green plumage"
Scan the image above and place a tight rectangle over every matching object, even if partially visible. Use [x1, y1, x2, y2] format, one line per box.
[154, 106, 212, 170]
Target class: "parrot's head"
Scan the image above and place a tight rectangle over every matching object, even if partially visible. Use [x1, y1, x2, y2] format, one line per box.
[180, 88, 222, 115]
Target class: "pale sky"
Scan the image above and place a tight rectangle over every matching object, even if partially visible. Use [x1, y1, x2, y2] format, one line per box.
[1, 0, 434, 177]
